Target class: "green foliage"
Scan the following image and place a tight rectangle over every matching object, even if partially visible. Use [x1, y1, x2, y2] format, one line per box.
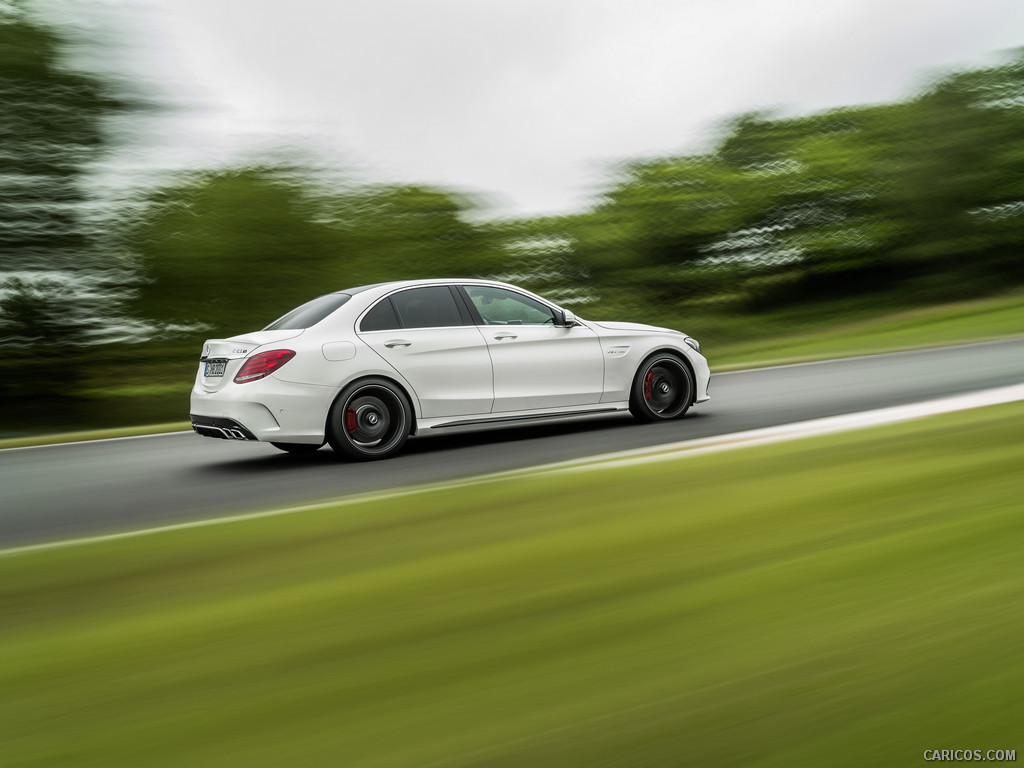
[0, 4, 140, 407]
[0, 2, 129, 266]
[0, 277, 84, 345]
[127, 172, 502, 338]
[560, 52, 1024, 315]
[326, 184, 501, 282]
[0, 278, 86, 398]
[574, 155, 756, 277]
[127, 168, 345, 336]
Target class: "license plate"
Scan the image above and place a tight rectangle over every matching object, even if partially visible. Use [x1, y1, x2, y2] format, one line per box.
[204, 360, 226, 377]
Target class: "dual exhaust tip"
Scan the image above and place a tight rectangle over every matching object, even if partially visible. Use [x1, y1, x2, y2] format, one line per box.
[190, 415, 257, 441]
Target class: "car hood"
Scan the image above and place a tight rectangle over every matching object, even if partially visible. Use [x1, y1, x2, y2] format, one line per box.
[589, 320, 683, 335]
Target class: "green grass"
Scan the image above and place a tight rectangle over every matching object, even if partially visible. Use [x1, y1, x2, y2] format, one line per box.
[0, 422, 191, 450]
[3, 401, 1023, 767]
[704, 288, 1024, 369]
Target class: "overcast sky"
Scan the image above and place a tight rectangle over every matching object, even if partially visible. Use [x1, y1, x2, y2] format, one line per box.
[53, 0, 1024, 219]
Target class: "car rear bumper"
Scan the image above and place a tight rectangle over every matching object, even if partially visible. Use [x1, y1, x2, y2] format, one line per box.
[190, 376, 334, 445]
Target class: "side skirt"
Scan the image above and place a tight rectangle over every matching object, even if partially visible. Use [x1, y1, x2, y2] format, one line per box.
[428, 406, 624, 430]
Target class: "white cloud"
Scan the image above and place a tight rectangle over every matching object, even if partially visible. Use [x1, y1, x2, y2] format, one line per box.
[44, 0, 1024, 217]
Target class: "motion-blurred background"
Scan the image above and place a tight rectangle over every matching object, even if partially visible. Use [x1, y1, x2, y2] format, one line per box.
[5, 5, 1024, 766]
[2, 0, 1023, 434]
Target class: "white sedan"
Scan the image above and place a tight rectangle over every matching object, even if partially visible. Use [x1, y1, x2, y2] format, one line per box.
[190, 279, 710, 460]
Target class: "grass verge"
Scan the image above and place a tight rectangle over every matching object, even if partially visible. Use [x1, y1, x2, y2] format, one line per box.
[691, 287, 1024, 369]
[3, 400, 1022, 767]
[0, 422, 191, 450]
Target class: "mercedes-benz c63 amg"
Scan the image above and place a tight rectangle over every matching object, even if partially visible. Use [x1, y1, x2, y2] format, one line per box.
[190, 279, 710, 460]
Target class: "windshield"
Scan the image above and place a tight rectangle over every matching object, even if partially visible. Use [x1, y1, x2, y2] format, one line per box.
[262, 293, 352, 331]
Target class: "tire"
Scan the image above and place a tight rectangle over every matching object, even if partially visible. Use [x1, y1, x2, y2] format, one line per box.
[629, 353, 694, 422]
[326, 378, 412, 461]
[270, 441, 324, 454]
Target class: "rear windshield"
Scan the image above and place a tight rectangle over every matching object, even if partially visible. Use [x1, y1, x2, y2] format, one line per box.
[263, 293, 352, 331]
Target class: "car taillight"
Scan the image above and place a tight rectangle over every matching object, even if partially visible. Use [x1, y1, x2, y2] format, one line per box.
[233, 349, 296, 383]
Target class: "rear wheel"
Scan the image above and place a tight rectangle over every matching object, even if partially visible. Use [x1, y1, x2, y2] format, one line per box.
[270, 441, 324, 454]
[629, 353, 694, 422]
[327, 378, 412, 460]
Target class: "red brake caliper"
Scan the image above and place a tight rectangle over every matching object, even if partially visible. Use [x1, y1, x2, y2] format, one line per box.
[644, 370, 654, 401]
[345, 408, 358, 435]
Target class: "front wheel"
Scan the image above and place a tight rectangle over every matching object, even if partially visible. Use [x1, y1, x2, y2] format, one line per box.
[629, 353, 694, 422]
[326, 378, 412, 461]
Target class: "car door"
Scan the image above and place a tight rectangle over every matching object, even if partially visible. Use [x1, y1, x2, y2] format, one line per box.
[458, 284, 604, 413]
[357, 285, 493, 418]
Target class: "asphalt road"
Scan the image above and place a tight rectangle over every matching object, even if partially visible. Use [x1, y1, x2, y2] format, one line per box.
[2, 339, 1022, 548]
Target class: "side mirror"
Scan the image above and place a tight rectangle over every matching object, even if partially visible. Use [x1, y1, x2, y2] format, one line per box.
[556, 309, 578, 328]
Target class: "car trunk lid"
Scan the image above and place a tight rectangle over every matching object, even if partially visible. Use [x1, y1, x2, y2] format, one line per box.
[197, 330, 304, 390]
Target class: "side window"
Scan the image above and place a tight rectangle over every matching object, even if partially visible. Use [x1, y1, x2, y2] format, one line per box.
[390, 286, 463, 329]
[360, 298, 400, 332]
[463, 286, 556, 325]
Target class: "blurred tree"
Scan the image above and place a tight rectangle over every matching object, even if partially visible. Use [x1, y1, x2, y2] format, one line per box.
[127, 173, 503, 338]
[0, 3, 139, 401]
[572, 50, 1024, 315]
[581, 156, 755, 270]
[568, 154, 763, 306]
[482, 215, 592, 308]
[714, 107, 909, 305]
[0, 3, 116, 270]
[324, 184, 501, 282]
[127, 167, 349, 338]
[883, 53, 1024, 288]
[0, 277, 107, 398]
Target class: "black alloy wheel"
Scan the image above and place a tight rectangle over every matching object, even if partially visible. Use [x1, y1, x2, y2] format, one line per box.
[327, 378, 412, 460]
[629, 353, 694, 422]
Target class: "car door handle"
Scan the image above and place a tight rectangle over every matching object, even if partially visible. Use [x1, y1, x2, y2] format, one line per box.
[384, 339, 412, 348]
[493, 333, 518, 340]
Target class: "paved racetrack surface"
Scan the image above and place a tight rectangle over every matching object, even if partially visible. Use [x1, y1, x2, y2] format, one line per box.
[2, 339, 1022, 548]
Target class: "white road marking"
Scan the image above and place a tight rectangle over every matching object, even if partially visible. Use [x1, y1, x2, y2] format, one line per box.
[2, 382, 1023, 558]
[0, 429, 190, 452]
[519, 382, 1024, 473]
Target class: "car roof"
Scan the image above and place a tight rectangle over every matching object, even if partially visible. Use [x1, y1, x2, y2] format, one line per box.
[331, 278, 523, 296]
